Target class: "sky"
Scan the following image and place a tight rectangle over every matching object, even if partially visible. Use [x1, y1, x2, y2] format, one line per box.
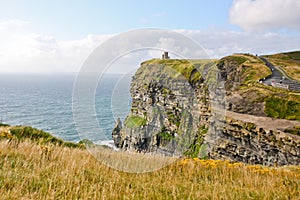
[0, 0, 300, 73]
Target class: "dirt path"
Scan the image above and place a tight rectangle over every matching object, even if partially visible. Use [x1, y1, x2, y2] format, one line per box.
[226, 110, 300, 131]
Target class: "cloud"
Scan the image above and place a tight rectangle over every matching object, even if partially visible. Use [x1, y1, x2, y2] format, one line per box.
[0, 19, 122, 73]
[0, 19, 30, 30]
[178, 29, 300, 58]
[0, 19, 299, 73]
[229, 0, 300, 31]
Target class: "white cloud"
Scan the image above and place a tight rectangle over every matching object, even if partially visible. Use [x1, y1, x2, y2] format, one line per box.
[0, 19, 299, 73]
[229, 0, 300, 31]
[178, 29, 300, 58]
[0, 19, 113, 73]
[0, 19, 30, 30]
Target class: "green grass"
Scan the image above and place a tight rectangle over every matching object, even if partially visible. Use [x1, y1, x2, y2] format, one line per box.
[157, 131, 174, 141]
[265, 97, 300, 121]
[226, 55, 247, 65]
[1, 126, 83, 148]
[284, 126, 300, 136]
[137, 59, 203, 85]
[286, 51, 300, 60]
[166, 111, 180, 127]
[184, 125, 208, 158]
[267, 51, 300, 61]
[124, 115, 147, 128]
[0, 123, 9, 127]
[156, 126, 175, 142]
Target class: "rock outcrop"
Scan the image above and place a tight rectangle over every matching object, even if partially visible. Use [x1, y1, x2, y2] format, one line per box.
[209, 112, 300, 166]
[112, 57, 300, 166]
[112, 118, 122, 147]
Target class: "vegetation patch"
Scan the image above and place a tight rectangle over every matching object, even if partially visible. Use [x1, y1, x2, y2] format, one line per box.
[266, 51, 300, 61]
[225, 55, 247, 65]
[157, 132, 174, 141]
[284, 126, 300, 136]
[0, 126, 83, 148]
[124, 115, 147, 128]
[166, 111, 180, 127]
[156, 127, 175, 147]
[190, 69, 201, 85]
[265, 97, 300, 121]
[137, 59, 203, 85]
[184, 125, 208, 158]
[0, 123, 9, 127]
[78, 139, 95, 147]
[286, 51, 300, 60]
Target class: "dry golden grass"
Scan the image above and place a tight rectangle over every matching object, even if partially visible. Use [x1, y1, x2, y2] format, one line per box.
[241, 61, 271, 84]
[0, 139, 299, 199]
[89, 146, 177, 173]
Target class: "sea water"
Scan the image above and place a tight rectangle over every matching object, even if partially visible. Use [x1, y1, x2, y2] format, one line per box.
[0, 73, 131, 144]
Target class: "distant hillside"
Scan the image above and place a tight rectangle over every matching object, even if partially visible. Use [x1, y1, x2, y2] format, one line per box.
[263, 51, 300, 82]
[264, 51, 300, 61]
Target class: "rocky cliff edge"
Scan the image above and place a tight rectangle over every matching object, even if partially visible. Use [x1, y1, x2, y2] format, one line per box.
[112, 55, 300, 166]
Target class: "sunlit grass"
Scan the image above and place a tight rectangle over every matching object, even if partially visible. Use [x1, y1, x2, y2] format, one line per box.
[0, 139, 299, 199]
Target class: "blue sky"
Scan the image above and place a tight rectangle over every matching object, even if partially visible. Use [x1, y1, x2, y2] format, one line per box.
[0, 0, 234, 39]
[0, 0, 300, 73]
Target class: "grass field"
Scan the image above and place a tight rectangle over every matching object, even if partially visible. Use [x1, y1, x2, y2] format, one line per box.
[0, 139, 299, 199]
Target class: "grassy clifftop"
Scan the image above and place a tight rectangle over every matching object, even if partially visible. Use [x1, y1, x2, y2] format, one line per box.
[136, 59, 218, 85]
[219, 53, 271, 85]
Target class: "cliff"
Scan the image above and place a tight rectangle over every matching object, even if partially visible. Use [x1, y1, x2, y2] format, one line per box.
[113, 59, 212, 156]
[112, 55, 300, 166]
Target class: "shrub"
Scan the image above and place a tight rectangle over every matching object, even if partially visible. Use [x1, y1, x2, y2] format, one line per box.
[157, 129, 174, 141]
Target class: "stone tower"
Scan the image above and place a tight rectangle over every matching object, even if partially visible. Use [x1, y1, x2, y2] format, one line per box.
[162, 52, 170, 59]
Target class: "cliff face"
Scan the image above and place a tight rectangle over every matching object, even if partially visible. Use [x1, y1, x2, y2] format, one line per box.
[217, 57, 266, 116]
[112, 56, 300, 166]
[113, 59, 211, 156]
[210, 113, 300, 166]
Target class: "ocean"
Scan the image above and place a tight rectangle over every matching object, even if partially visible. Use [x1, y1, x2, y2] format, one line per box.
[0, 73, 131, 144]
